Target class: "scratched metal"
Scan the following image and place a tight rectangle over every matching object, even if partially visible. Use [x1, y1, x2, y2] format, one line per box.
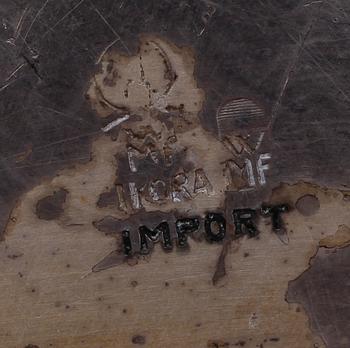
[0, 1, 350, 347]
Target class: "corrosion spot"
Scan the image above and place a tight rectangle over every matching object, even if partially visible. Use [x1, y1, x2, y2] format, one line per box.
[132, 335, 146, 345]
[207, 340, 230, 347]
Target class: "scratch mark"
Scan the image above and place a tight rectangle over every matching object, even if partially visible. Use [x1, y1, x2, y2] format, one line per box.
[22, 0, 51, 43]
[0, 76, 23, 93]
[35, 0, 86, 42]
[289, 33, 350, 103]
[101, 114, 130, 132]
[304, 0, 323, 7]
[90, 2, 131, 55]
[198, 27, 206, 37]
[255, 132, 265, 151]
[35, 106, 95, 128]
[0, 81, 14, 93]
[4, 63, 26, 82]
[0, 156, 92, 172]
[15, 5, 30, 39]
[267, 1, 323, 131]
[96, 38, 120, 64]
[2, 130, 100, 163]
[21, 54, 41, 79]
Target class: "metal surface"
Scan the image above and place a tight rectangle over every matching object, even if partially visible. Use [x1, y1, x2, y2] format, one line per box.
[0, 1, 350, 347]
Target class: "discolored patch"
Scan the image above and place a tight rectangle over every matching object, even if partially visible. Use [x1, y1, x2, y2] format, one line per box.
[2, 32, 349, 348]
[97, 187, 117, 208]
[87, 35, 204, 121]
[212, 236, 233, 286]
[2, 177, 342, 348]
[319, 224, 350, 248]
[295, 194, 320, 216]
[287, 246, 350, 348]
[35, 188, 68, 220]
[85, 35, 234, 220]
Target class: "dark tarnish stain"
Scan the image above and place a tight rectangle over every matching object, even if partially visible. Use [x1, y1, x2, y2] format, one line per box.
[131, 335, 146, 345]
[115, 143, 194, 196]
[295, 194, 320, 216]
[24, 345, 39, 348]
[97, 186, 117, 208]
[212, 223, 234, 286]
[212, 188, 291, 284]
[287, 246, 350, 348]
[35, 188, 68, 220]
[155, 112, 174, 130]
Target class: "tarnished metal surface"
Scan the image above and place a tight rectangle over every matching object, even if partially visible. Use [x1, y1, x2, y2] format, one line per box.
[0, 1, 350, 347]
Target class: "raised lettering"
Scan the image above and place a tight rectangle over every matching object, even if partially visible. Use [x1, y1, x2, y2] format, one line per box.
[175, 218, 200, 248]
[129, 182, 142, 209]
[194, 169, 212, 194]
[257, 153, 271, 185]
[116, 184, 127, 212]
[233, 209, 259, 238]
[122, 230, 132, 256]
[138, 222, 172, 254]
[127, 146, 143, 173]
[149, 179, 167, 202]
[204, 213, 226, 242]
[244, 159, 256, 187]
[261, 204, 289, 233]
[171, 173, 191, 202]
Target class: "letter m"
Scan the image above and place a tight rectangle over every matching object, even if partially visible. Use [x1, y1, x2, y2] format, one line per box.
[138, 222, 172, 254]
